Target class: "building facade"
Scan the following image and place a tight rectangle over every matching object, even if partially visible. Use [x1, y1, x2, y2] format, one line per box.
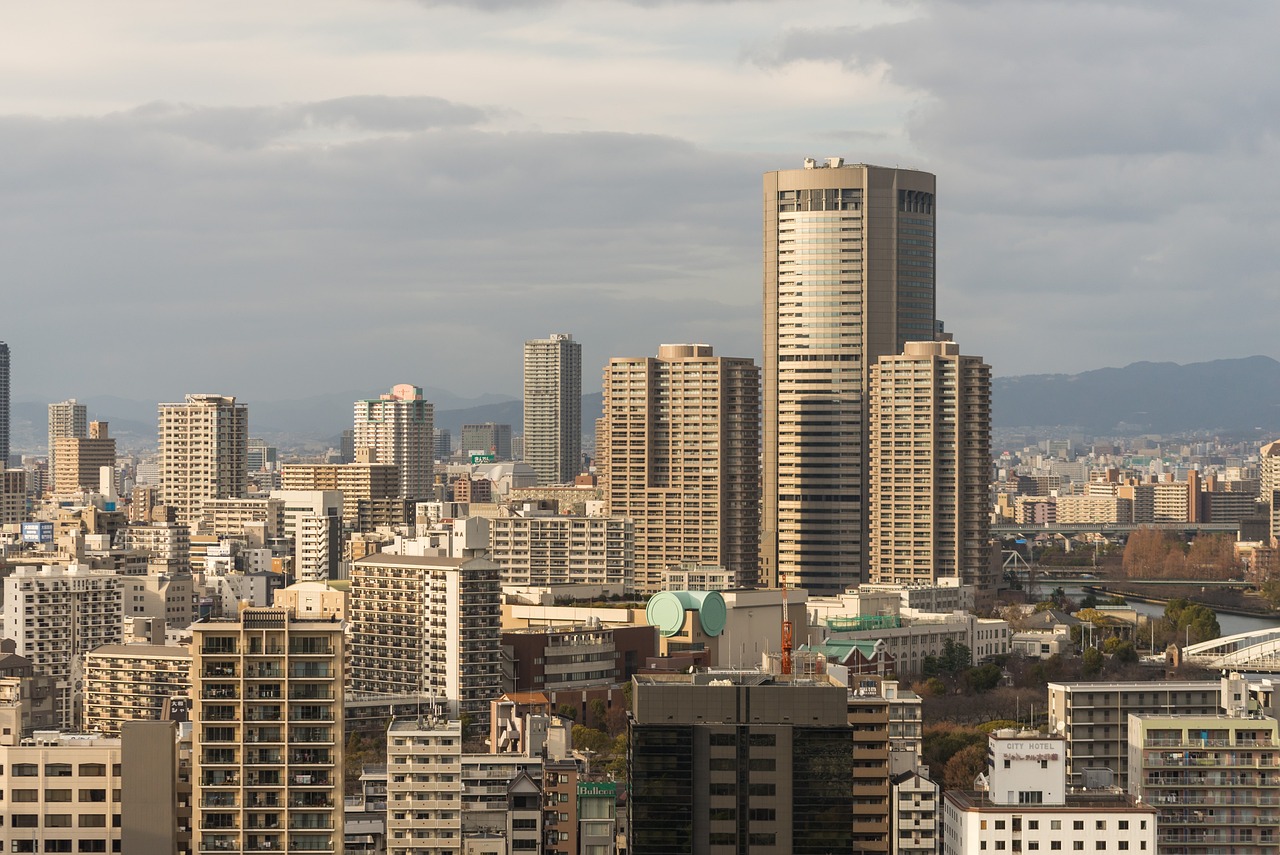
[867, 338, 991, 589]
[601, 344, 761, 594]
[281, 463, 400, 528]
[763, 160, 938, 594]
[386, 716, 464, 855]
[349, 554, 502, 727]
[523, 333, 582, 486]
[158, 394, 249, 529]
[191, 606, 345, 855]
[460, 423, 514, 461]
[353, 384, 434, 501]
[1128, 711, 1278, 855]
[488, 509, 635, 590]
[0, 731, 124, 853]
[3, 566, 124, 729]
[943, 732, 1156, 855]
[629, 673, 855, 855]
[82, 643, 193, 736]
[1047, 680, 1222, 790]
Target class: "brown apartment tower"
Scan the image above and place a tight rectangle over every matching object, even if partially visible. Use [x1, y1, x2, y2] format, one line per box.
[762, 159, 937, 594]
[601, 344, 761, 595]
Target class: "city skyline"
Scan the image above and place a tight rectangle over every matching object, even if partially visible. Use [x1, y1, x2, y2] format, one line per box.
[4, 2, 1280, 402]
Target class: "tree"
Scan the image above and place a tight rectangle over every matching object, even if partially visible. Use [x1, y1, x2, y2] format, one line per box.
[1109, 640, 1139, 665]
[1124, 528, 1181, 579]
[960, 664, 1004, 694]
[1164, 598, 1220, 646]
[557, 703, 579, 721]
[943, 742, 988, 791]
[1082, 647, 1103, 677]
[589, 699, 608, 729]
[1080, 592, 1099, 611]
[572, 724, 612, 755]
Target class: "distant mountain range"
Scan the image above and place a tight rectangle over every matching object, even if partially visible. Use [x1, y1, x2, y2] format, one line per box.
[9, 356, 1277, 453]
[992, 355, 1280, 435]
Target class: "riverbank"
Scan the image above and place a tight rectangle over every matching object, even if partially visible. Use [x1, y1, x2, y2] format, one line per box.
[1089, 585, 1280, 620]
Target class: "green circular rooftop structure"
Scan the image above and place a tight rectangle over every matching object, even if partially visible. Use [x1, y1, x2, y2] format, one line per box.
[645, 590, 727, 638]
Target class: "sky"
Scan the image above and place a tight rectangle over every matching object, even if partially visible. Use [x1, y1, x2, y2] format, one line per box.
[4, 0, 1279, 403]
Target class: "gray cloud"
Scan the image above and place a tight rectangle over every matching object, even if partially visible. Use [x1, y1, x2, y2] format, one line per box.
[0, 100, 767, 405]
[754, 0, 1280, 374]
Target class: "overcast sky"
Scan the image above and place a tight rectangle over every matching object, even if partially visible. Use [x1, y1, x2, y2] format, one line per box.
[4, 0, 1279, 403]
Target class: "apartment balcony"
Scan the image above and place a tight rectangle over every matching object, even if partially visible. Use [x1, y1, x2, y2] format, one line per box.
[201, 794, 239, 809]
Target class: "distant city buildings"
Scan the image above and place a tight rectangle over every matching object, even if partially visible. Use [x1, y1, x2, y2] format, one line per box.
[0, 340, 9, 466]
[52, 420, 116, 495]
[487, 503, 634, 589]
[461, 422, 513, 461]
[47, 398, 87, 487]
[523, 333, 581, 485]
[3, 566, 124, 729]
[353, 384, 434, 500]
[763, 160, 937, 595]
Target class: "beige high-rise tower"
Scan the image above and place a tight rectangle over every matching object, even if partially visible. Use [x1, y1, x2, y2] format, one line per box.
[601, 344, 760, 594]
[353, 384, 433, 500]
[192, 605, 345, 855]
[763, 159, 937, 594]
[867, 338, 991, 588]
[158, 394, 248, 529]
[523, 333, 581, 485]
[48, 398, 88, 490]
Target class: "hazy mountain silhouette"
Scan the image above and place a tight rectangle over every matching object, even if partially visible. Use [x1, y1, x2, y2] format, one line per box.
[993, 356, 1280, 434]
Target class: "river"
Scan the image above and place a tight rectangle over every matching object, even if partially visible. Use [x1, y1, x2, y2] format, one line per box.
[1056, 585, 1280, 643]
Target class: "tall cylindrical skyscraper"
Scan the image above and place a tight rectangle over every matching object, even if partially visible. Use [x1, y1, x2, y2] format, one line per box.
[762, 159, 937, 595]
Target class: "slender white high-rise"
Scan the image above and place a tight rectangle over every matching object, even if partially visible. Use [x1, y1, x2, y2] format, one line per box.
[523, 333, 581, 485]
[762, 159, 937, 595]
